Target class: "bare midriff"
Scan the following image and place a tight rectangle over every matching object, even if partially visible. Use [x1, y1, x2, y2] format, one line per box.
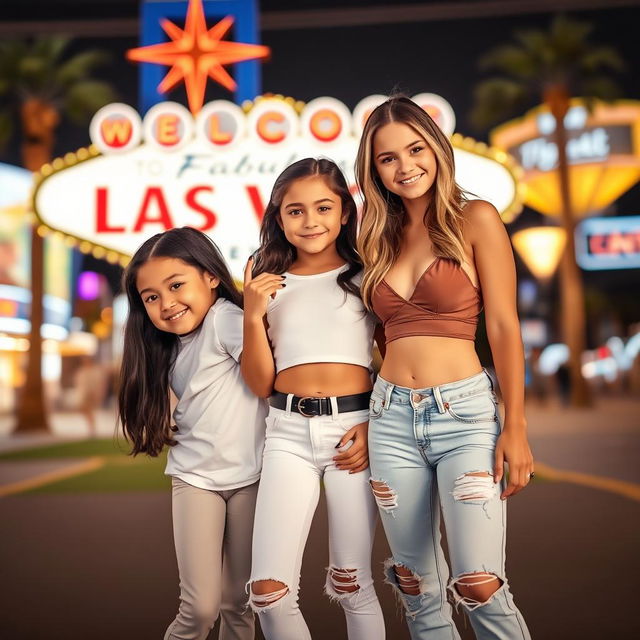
[380, 335, 483, 389]
[275, 363, 372, 397]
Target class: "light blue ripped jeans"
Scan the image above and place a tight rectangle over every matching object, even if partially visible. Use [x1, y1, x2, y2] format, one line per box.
[368, 370, 530, 640]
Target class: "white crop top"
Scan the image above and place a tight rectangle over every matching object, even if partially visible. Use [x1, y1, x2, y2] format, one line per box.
[266, 265, 375, 373]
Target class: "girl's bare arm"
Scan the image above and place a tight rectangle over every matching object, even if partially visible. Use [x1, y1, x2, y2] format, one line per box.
[240, 258, 285, 398]
[465, 200, 534, 498]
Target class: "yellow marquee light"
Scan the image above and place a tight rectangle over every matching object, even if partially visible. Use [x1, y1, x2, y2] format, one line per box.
[523, 164, 640, 217]
[494, 150, 508, 163]
[491, 99, 640, 219]
[512, 227, 566, 281]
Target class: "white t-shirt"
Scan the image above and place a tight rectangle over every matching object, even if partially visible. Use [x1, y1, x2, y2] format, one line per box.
[267, 265, 375, 373]
[166, 297, 267, 491]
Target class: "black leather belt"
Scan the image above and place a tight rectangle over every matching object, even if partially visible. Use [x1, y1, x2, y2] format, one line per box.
[269, 391, 371, 417]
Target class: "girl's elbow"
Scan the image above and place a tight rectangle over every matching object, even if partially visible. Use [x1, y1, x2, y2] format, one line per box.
[256, 384, 274, 399]
[485, 308, 519, 331]
[245, 375, 274, 398]
[486, 319, 522, 342]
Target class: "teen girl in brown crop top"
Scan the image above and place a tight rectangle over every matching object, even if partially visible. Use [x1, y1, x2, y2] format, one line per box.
[355, 97, 533, 640]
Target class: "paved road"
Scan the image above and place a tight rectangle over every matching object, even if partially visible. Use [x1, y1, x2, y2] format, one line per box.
[1, 478, 638, 639]
[1, 397, 638, 639]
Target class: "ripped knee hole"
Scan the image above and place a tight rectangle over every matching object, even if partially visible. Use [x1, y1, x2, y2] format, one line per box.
[394, 565, 422, 596]
[250, 580, 289, 607]
[329, 567, 359, 593]
[452, 572, 502, 603]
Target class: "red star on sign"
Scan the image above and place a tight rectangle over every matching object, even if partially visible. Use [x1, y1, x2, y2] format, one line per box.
[126, 0, 270, 114]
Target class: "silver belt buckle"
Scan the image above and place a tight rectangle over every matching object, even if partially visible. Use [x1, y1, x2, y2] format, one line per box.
[297, 396, 315, 417]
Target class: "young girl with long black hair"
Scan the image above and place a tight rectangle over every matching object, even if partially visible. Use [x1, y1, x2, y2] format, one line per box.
[242, 158, 385, 640]
[356, 96, 532, 639]
[118, 227, 266, 640]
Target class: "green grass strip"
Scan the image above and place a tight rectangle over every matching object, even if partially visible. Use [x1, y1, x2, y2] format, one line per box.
[24, 455, 171, 494]
[0, 438, 133, 460]
[1, 438, 172, 494]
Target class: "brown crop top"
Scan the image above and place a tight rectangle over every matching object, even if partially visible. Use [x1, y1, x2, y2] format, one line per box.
[372, 257, 482, 343]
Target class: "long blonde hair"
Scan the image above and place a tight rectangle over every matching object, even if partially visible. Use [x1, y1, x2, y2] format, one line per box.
[356, 96, 468, 309]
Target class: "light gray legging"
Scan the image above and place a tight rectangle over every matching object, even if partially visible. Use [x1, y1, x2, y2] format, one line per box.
[164, 477, 258, 640]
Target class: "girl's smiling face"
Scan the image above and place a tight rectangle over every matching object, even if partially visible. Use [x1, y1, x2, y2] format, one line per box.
[136, 257, 219, 336]
[373, 121, 438, 206]
[279, 175, 347, 258]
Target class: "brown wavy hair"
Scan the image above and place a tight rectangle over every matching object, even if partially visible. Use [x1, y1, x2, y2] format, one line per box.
[355, 96, 468, 308]
[252, 157, 362, 298]
[118, 227, 242, 457]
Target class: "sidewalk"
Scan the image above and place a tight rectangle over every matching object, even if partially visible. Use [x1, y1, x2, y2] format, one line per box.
[524, 395, 639, 436]
[525, 395, 640, 485]
[0, 407, 121, 452]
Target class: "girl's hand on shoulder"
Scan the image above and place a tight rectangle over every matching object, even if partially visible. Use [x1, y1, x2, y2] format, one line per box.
[493, 424, 534, 500]
[333, 421, 370, 474]
[243, 257, 286, 322]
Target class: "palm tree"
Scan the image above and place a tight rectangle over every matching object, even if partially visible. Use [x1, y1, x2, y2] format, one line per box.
[0, 36, 115, 431]
[471, 14, 625, 407]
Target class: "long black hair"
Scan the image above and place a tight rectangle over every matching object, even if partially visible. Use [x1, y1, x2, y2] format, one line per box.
[118, 227, 242, 457]
[252, 157, 362, 297]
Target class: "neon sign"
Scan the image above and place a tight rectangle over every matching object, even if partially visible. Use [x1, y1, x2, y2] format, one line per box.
[575, 215, 640, 270]
[33, 94, 523, 281]
[491, 100, 640, 219]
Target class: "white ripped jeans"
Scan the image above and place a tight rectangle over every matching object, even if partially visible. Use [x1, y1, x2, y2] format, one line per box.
[248, 400, 385, 640]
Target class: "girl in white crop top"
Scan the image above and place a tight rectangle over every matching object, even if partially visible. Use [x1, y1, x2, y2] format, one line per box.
[241, 158, 385, 640]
